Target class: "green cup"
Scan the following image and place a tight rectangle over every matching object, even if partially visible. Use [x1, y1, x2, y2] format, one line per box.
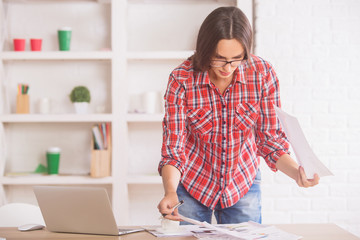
[46, 147, 61, 175]
[58, 27, 72, 51]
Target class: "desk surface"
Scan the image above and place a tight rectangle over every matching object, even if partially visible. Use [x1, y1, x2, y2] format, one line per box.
[0, 224, 359, 240]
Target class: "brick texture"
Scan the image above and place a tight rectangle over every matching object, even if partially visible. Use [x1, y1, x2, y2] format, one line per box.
[254, 0, 360, 237]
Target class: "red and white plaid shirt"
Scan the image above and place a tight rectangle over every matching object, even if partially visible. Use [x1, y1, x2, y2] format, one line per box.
[159, 55, 290, 209]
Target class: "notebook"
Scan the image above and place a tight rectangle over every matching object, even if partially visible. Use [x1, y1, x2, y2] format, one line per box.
[33, 186, 144, 236]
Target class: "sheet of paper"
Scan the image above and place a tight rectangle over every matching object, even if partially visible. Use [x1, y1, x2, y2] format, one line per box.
[179, 215, 302, 240]
[179, 215, 249, 238]
[143, 224, 197, 237]
[193, 226, 302, 240]
[274, 106, 333, 178]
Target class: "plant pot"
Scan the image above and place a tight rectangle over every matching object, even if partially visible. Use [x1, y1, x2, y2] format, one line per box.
[73, 102, 89, 114]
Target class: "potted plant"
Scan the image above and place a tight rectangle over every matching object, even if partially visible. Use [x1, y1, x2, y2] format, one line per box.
[69, 86, 91, 114]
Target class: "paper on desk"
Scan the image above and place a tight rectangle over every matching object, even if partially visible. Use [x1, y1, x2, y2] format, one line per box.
[274, 106, 333, 178]
[180, 215, 243, 238]
[144, 225, 195, 237]
[179, 215, 301, 240]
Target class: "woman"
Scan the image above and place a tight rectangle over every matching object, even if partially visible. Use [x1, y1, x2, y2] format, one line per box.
[157, 6, 319, 224]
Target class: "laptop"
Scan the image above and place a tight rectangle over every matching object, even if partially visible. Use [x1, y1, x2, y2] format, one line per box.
[33, 186, 144, 236]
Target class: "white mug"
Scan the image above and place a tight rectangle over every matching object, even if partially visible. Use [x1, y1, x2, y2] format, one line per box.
[161, 218, 179, 232]
[142, 91, 159, 114]
[39, 98, 50, 114]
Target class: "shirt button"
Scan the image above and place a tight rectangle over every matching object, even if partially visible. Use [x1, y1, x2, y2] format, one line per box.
[223, 121, 226, 125]
[222, 149, 225, 153]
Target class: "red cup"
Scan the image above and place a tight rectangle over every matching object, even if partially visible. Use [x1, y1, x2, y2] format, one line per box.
[30, 38, 42, 51]
[13, 39, 26, 51]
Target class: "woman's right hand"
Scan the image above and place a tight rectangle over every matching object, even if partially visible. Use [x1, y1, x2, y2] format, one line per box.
[157, 192, 182, 221]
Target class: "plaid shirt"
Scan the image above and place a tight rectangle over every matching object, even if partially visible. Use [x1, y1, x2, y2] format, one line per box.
[159, 55, 290, 209]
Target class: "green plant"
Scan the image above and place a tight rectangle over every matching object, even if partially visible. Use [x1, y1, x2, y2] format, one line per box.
[69, 86, 91, 103]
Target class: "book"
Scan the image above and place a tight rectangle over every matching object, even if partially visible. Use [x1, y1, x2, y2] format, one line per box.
[92, 125, 104, 150]
[92, 123, 111, 150]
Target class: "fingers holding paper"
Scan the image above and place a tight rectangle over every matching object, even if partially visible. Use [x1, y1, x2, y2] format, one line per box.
[296, 166, 320, 188]
[276, 154, 321, 188]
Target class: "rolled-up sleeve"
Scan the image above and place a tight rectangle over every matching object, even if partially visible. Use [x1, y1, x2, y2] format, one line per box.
[255, 66, 290, 171]
[158, 74, 187, 176]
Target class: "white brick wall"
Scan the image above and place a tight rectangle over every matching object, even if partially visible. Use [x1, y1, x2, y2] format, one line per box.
[255, 0, 360, 237]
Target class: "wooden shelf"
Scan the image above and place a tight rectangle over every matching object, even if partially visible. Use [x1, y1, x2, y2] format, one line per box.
[0, 114, 113, 123]
[1, 51, 113, 61]
[0, 175, 113, 185]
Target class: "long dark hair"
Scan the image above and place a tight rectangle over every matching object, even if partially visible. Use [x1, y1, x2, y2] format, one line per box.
[191, 6, 253, 72]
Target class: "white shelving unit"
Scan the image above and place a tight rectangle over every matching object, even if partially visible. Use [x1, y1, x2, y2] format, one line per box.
[1, 175, 114, 185]
[127, 175, 162, 185]
[0, 0, 252, 225]
[1, 51, 113, 60]
[126, 113, 163, 123]
[0, 114, 113, 122]
[127, 51, 194, 60]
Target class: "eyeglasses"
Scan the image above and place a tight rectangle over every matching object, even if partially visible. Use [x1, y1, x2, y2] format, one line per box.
[210, 59, 245, 68]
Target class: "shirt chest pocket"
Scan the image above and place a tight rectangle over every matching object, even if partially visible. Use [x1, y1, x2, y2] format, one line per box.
[234, 102, 259, 131]
[187, 108, 213, 141]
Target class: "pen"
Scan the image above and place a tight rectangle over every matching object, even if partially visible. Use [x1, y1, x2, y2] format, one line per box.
[162, 200, 184, 217]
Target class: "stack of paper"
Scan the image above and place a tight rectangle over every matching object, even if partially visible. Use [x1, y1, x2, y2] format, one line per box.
[179, 215, 301, 240]
[145, 216, 301, 240]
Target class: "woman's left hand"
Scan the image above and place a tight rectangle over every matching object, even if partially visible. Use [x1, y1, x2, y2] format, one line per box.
[296, 166, 320, 188]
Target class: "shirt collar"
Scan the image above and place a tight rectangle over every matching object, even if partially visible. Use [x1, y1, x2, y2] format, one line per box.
[194, 65, 246, 86]
[234, 65, 246, 84]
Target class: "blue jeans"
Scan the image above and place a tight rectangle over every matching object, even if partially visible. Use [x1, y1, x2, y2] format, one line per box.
[177, 171, 261, 224]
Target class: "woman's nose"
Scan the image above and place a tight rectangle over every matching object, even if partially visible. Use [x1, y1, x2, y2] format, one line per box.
[224, 63, 232, 71]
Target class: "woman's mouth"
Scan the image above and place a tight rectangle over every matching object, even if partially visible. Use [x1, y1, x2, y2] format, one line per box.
[219, 71, 231, 76]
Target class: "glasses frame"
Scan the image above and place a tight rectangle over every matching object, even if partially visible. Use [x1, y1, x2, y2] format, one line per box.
[210, 58, 246, 68]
